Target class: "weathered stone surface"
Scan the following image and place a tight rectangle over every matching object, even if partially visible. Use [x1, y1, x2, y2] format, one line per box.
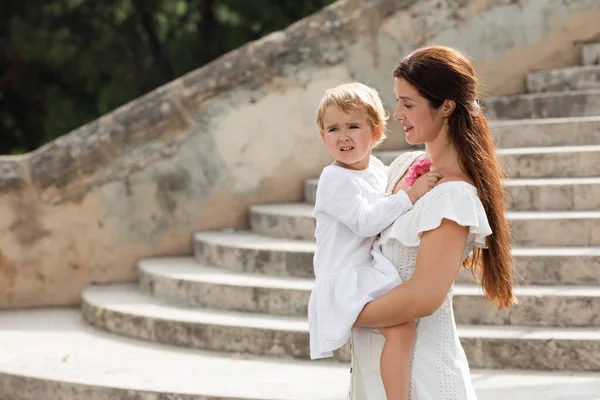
[303, 179, 319, 206]
[3, 0, 600, 308]
[506, 248, 600, 286]
[498, 147, 600, 179]
[139, 258, 311, 317]
[0, 308, 349, 400]
[192, 231, 600, 285]
[380, 1, 600, 97]
[491, 116, 600, 148]
[583, 42, 600, 65]
[193, 231, 315, 278]
[249, 203, 600, 246]
[306, 177, 600, 211]
[82, 285, 311, 359]
[452, 286, 600, 327]
[7, 309, 600, 400]
[138, 258, 600, 327]
[482, 89, 600, 120]
[527, 65, 600, 93]
[504, 178, 600, 211]
[0, 157, 25, 193]
[460, 328, 600, 371]
[0, 374, 210, 400]
[28, 89, 190, 198]
[375, 147, 600, 179]
[5, 0, 600, 392]
[249, 204, 315, 241]
[507, 211, 600, 247]
[81, 284, 600, 371]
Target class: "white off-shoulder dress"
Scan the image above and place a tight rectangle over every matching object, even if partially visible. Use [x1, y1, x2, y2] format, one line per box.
[348, 151, 493, 400]
[308, 156, 414, 360]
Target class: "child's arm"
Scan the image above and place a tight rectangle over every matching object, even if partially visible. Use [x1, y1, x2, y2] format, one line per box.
[405, 172, 443, 204]
[316, 169, 414, 237]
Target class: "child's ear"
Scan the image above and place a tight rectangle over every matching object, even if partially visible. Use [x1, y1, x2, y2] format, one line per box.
[372, 124, 383, 143]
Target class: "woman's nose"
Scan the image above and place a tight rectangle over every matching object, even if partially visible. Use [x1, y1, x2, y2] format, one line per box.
[393, 107, 404, 121]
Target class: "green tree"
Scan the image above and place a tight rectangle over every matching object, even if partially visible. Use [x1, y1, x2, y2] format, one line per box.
[0, 0, 334, 155]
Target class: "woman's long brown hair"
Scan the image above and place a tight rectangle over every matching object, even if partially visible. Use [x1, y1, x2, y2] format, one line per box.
[393, 46, 515, 309]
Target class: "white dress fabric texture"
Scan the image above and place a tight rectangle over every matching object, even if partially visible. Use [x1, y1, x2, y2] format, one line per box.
[348, 151, 493, 400]
[308, 156, 414, 360]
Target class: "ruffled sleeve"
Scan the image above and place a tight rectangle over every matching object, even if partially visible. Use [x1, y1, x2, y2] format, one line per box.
[378, 181, 492, 248]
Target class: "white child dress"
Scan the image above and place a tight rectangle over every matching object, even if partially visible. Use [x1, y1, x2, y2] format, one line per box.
[308, 155, 414, 360]
[348, 151, 493, 400]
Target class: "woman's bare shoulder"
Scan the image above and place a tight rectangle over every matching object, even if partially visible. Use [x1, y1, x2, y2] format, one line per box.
[434, 173, 474, 188]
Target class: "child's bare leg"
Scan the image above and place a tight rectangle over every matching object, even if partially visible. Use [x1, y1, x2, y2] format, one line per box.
[378, 321, 417, 400]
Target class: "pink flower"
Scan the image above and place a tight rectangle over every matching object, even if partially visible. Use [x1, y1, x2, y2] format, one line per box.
[405, 158, 432, 187]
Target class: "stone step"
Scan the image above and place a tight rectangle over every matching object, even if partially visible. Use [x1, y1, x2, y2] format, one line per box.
[194, 230, 600, 285]
[3, 309, 600, 400]
[82, 284, 600, 371]
[583, 42, 600, 66]
[194, 230, 316, 279]
[503, 177, 600, 211]
[482, 89, 600, 120]
[305, 177, 600, 211]
[374, 145, 600, 179]
[0, 309, 346, 400]
[490, 116, 600, 148]
[527, 65, 600, 93]
[304, 178, 318, 205]
[508, 210, 600, 247]
[138, 258, 600, 327]
[249, 203, 600, 246]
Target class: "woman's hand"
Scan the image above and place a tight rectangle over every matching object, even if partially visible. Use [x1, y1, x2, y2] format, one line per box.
[354, 218, 469, 328]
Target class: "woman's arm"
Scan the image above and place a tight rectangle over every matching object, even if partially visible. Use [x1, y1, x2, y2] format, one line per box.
[354, 218, 469, 328]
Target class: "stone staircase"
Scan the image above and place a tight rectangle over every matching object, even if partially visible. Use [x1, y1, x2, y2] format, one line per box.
[2, 43, 600, 399]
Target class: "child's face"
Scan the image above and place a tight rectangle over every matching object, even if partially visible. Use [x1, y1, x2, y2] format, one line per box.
[321, 106, 376, 170]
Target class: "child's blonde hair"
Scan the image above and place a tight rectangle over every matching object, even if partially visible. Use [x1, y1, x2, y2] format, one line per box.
[316, 82, 388, 148]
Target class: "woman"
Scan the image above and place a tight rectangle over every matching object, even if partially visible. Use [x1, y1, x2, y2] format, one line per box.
[348, 46, 516, 399]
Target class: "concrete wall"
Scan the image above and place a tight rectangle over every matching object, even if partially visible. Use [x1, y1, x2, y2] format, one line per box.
[2, 0, 600, 308]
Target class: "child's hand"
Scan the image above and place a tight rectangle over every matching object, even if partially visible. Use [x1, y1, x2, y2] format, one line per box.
[406, 172, 443, 204]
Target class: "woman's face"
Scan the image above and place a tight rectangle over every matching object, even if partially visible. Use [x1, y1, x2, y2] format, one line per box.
[393, 77, 446, 145]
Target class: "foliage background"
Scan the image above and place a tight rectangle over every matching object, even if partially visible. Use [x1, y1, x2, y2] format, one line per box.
[0, 0, 335, 155]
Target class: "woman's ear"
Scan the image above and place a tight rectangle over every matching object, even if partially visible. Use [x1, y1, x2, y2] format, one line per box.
[441, 100, 456, 117]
